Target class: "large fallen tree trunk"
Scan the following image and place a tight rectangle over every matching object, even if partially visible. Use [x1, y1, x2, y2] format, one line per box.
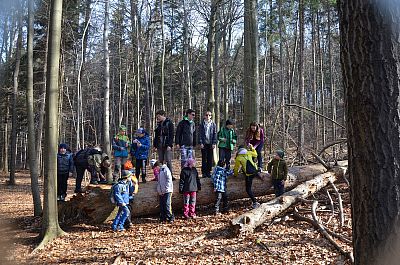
[58, 163, 338, 224]
[230, 166, 347, 235]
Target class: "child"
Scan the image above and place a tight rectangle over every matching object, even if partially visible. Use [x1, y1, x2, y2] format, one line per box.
[217, 119, 237, 170]
[267, 150, 288, 197]
[155, 160, 175, 222]
[57, 143, 74, 201]
[111, 170, 133, 232]
[179, 158, 201, 219]
[233, 144, 260, 209]
[124, 168, 138, 229]
[211, 160, 231, 215]
[150, 159, 160, 181]
[130, 128, 150, 183]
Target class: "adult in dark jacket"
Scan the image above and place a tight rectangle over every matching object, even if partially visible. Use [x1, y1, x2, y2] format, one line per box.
[74, 147, 111, 192]
[176, 109, 197, 168]
[198, 110, 217, 178]
[57, 143, 74, 201]
[130, 128, 150, 183]
[179, 158, 201, 218]
[154, 110, 175, 176]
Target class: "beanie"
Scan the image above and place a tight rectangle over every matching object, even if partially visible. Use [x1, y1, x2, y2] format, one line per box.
[58, 143, 68, 150]
[226, 119, 234, 126]
[276, 150, 285, 159]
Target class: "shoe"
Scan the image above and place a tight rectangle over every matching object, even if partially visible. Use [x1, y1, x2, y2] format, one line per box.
[90, 180, 98, 184]
[57, 195, 61, 201]
[99, 179, 108, 184]
[60, 194, 65, 201]
[172, 177, 177, 181]
[252, 202, 261, 209]
[167, 219, 174, 223]
[74, 188, 83, 193]
[215, 211, 222, 216]
[183, 215, 190, 219]
[190, 214, 197, 219]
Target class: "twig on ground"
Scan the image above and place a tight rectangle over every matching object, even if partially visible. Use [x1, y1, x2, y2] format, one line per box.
[330, 181, 344, 227]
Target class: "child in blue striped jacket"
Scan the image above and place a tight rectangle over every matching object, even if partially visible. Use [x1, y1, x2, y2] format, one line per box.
[211, 161, 232, 215]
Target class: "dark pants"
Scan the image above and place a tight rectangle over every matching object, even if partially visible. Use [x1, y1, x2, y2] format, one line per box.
[159, 192, 174, 222]
[75, 161, 98, 191]
[218, 148, 232, 169]
[255, 144, 264, 169]
[57, 172, 69, 197]
[273, 179, 285, 197]
[245, 174, 257, 203]
[114, 156, 127, 180]
[201, 144, 214, 177]
[135, 158, 147, 182]
[215, 191, 229, 213]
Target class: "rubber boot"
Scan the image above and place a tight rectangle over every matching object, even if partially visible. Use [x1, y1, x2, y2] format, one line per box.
[142, 174, 147, 183]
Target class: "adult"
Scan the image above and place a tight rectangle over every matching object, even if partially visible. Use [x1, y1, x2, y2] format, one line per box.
[245, 122, 265, 169]
[175, 109, 197, 168]
[217, 119, 237, 170]
[198, 111, 217, 178]
[154, 110, 175, 176]
[57, 143, 74, 201]
[74, 146, 111, 192]
[130, 128, 150, 183]
[112, 125, 130, 181]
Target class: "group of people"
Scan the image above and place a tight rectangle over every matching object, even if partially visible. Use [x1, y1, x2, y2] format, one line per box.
[57, 108, 288, 231]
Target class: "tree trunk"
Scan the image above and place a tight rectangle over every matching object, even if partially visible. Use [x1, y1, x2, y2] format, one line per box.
[278, 0, 285, 150]
[339, 1, 400, 264]
[58, 164, 331, 224]
[243, 0, 260, 125]
[297, 0, 305, 162]
[231, 166, 347, 235]
[206, 0, 217, 118]
[36, 0, 65, 249]
[27, 0, 42, 216]
[160, 0, 166, 111]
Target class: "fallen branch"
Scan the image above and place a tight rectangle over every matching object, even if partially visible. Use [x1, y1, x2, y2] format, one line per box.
[230, 167, 347, 235]
[318, 138, 347, 156]
[330, 181, 345, 227]
[311, 152, 331, 170]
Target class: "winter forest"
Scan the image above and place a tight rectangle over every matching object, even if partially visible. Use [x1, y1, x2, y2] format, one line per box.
[0, 0, 399, 264]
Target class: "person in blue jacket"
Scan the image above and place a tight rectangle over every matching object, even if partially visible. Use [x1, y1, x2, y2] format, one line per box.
[112, 125, 130, 181]
[130, 128, 150, 183]
[111, 170, 134, 232]
[57, 143, 74, 201]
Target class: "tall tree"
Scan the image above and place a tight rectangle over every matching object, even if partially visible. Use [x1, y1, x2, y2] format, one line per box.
[297, 0, 305, 162]
[27, 0, 42, 216]
[37, 0, 65, 249]
[339, 0, 400, 264]
[207, 0, 218, 118]
[243, 0, 260, 125]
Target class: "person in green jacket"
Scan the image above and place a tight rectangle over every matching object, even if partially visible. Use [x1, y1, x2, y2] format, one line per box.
[233, 144, 260, 209]
[217, 119, 237, 170]
[267, 150, 288, 197]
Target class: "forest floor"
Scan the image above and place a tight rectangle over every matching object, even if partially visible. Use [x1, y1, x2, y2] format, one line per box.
[0, 163, 352, 265]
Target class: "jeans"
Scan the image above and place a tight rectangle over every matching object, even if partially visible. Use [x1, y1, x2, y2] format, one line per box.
[201, 144, 214, 177]
[215, 191, 229, 213]
[273, 179, 285, 197]
[218, 148, 232, 169]
[255, 144, 264, 169]
[183, 191, 197, 217]
[245, 174, 257, 203]
[112, 205, 130, 231]
[157, 147, 173, 174]
[180, 146, 194, 168]
[160, 192, 174, 222]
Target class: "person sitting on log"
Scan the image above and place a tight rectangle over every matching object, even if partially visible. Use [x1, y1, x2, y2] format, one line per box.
[130, 128, 150, 183]
[73, 146, 111, 193]
[155, 160, 175, 223]
[267, 150, 288, 197]
[111, 170, 133, 232]
[211, 160, 232, 215]
[179, 158, 201, 219]
[233, 144, 260, 209]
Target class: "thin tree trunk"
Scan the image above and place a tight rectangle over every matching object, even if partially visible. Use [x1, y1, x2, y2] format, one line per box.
[160, 0, 166, 110]
[297, 0, 305, 163]
[278, 0, 285, 150]
[328, 4, 336, 160]
[206, 0, 217, 117]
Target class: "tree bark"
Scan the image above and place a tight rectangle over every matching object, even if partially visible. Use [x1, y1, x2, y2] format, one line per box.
[58, 164, 332, 224]
[297, 0, 305, 163]
[339, 1, 400, 264]
[36, 0, 65, 250]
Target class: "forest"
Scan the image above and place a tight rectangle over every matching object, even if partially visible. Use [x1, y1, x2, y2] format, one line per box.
[0, 0, 399, 264]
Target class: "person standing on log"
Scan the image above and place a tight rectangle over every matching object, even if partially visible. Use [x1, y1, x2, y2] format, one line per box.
[211, 160, 232, 215]
[245, 122, 265, 169]
[155, 160, 175, 223]
[179, 158, 201, 219]
[267, 150, 288, 197]
[112, 125, 130, 182]
[130, 128, 150, 183]
[154, 110, 175, 178]
[217, 119, 237, 170]
[233, 145, 260, 209]
[57, 143, 74, 201]
[175, 109, 197, 169]
[199, 110, 217, 178]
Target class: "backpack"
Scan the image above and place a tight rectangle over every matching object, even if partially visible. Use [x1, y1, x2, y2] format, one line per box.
[109, 183, 118, 204]
[245, 159, 258, 175]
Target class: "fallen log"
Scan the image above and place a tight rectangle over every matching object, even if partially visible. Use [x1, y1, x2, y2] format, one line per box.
[230, 166, 347, 235]
[58, 163, 336, 224]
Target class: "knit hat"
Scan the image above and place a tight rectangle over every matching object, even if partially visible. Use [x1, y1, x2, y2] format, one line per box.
[184, 158, 196, 167]
[120, 170, 132, 179]
[226, 119, 234, 126]
[276, 150, 285, 159]
[150, 159, 158, 168]
[58, 143, 68, 150]
[119, 125, 127, 131]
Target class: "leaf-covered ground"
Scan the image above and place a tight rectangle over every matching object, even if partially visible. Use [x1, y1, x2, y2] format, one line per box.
[0, 168, 352, 265]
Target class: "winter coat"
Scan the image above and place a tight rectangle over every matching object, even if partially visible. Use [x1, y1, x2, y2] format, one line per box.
[217, 126, 237, 151]
[175, 117, 196, 147]
[130, 131, 150, 160]
[154, 118, 174, 148]
[211, 166, 228, 193]
[112, 134, 130, 157]
[267, 158, 288, 180]
[199, 120, 217, 145]
[113, 180, 132, 205]
[179, 167, 201, 193]
[157, 165, 173, 194]
[233, 146, 258, 177]
[245, 127, 265, 149]
[57, 152, 74, 175]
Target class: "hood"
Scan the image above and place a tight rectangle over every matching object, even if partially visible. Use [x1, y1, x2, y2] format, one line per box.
[238, 148, 247, 155]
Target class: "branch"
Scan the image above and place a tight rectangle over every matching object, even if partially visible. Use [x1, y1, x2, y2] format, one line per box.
[330, 181, 345, 227]
[285, 104, 346, 129]
[311, 152, 331, 170]
[318, 138, 347, 156]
